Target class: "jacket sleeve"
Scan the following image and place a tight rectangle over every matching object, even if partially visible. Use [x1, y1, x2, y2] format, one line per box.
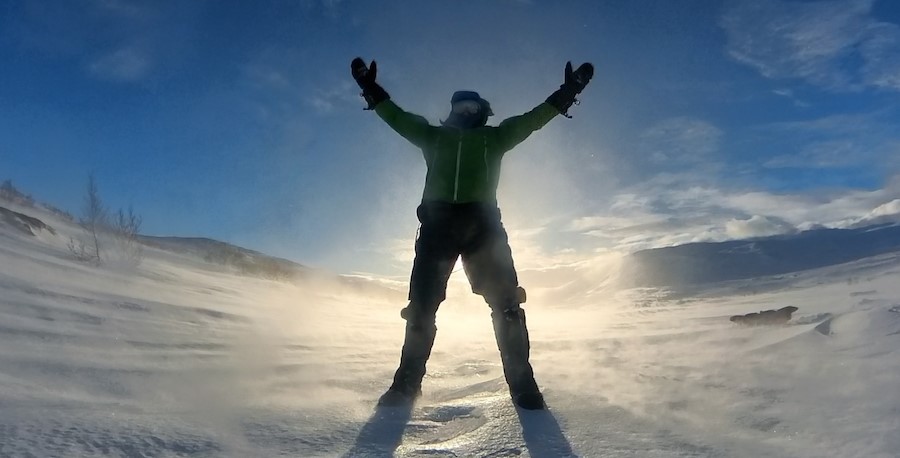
[495, 102, 560, 152]
[374, 100, 436, 148]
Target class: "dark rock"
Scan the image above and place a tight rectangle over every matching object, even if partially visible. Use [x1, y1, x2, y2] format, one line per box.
[0, 206, 56, 236]
[730, 306, 799, 326]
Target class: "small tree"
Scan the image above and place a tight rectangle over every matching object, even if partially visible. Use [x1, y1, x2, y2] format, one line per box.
[111, 205, 144, 267]
[69, 173, 108, 264]
[82, 173, 108, 263]
[69, 173, 145, 267]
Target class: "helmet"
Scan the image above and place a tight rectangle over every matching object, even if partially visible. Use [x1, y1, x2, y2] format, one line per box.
[442, 91, 493, 129]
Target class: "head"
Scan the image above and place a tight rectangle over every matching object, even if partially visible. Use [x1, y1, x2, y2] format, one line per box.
[442, 91, 493, 129]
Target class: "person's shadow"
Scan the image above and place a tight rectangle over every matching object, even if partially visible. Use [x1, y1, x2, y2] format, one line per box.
[343, 404, 413, 457]
[516, 407, 579, 458]
[343, 401, 576, 457]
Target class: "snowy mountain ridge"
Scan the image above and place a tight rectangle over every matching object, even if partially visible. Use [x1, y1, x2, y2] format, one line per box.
[623, 222, 900, 288]
[0, 201, 401, 300]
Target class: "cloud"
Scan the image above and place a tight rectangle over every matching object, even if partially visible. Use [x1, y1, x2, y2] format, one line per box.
[639, 117, 722, 167]
[859, 22, 900, 91]
[299, 0, 345, 17]
[752, 110, 899, 171]
[850, 198, 900, 227]
[91, 0, 146, 17]
[307, 82, 359, 114]
[771, 88, 811, 107]
[868, 199, 900, 218]
[720, 0, 900, 92]
[87, 47, 151, 82]
[763, 139, 869, 168]
[725, 215, 797, 239]
[240, 56, 359, 117]
[560, 173, 900, 258]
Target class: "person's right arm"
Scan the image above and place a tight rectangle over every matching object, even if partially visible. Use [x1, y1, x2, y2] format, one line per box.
[374, 100, 435, 148]
[352, 57, 435, 148]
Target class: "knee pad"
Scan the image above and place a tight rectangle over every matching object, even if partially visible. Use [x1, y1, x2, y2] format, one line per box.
[484, 286, 527, 308]
[401, 303, 437, 330]
[493, 304, 525, 323]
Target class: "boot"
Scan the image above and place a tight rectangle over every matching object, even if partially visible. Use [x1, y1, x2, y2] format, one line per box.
[491, 306, 544, 410]
[378, 321, 437, 406]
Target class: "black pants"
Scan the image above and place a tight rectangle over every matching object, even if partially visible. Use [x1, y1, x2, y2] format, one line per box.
[389, 201, 538, 397]
[405, 201, 520, 323]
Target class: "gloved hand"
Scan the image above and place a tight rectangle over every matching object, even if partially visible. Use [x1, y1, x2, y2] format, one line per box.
[565, 61, 594, 94]
[351, 57, 390, 110]
[351, 57, 376, 88]
[546, 61, 594, 117]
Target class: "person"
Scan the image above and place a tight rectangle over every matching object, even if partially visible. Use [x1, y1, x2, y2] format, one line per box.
[351, 57, 593, 410]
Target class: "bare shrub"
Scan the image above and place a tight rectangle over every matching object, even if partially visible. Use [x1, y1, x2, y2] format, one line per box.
[107, 206, 144, 268]
[68, 174, 145, 268]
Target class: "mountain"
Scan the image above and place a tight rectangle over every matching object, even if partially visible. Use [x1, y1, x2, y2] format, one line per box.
[138, 235, 313, 281]
[0, 200, 401, 300]
[622, 223, 900, 287]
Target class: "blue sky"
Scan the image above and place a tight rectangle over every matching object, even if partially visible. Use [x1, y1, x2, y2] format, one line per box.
[2, 0, 900, 277]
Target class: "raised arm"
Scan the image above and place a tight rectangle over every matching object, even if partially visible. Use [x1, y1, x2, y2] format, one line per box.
[374, 101, 435, 147]
[495, 103, 560, 152]
[351, 57, 435, 147]
[496, 61, 594, 152]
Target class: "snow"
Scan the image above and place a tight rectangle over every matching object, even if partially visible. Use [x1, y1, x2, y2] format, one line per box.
[2, 204, 900, 457]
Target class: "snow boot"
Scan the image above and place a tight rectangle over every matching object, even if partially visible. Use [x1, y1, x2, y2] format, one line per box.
[514, 392, 546, 410]
[377, 387, 420, 407]
[492, 306, 544, 410]
[379, 320, 437, 406]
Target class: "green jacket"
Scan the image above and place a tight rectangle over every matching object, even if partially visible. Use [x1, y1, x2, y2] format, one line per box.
[374, 100, 559, 204]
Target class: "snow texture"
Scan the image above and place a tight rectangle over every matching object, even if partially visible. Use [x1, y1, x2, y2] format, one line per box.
[2, 203, 900, 457]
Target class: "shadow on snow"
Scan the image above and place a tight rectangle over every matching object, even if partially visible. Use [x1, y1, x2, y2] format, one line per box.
[343, 404, 414, 457]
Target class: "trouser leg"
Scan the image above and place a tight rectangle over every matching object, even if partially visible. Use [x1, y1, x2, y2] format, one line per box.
[389, 318, 437, 394]
[491, 305, 540, 396]
[460, 208, 539, 396]
[388, 203, 457, 394]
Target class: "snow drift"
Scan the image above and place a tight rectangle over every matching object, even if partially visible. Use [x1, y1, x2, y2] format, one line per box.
[2, 201, 900, 457]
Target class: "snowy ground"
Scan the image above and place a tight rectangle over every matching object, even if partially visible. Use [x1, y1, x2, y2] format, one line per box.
[2, 205, 899, 457]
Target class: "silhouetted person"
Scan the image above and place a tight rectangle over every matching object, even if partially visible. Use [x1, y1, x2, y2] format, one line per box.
[351, 57, 593, 410]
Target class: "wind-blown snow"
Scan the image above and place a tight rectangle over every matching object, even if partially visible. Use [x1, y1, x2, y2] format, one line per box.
[2, 204, 899, 457]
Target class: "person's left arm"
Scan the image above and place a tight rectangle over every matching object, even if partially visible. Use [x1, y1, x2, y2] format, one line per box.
[495, 61, 594, 152]
[494, 103, 560, 152]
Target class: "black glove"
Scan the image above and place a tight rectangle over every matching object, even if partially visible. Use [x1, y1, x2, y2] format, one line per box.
[546, 61, 594, 117]
[351, 57, 390, 110]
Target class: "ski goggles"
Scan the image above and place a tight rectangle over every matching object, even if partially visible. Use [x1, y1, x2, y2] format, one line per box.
[451, 100, 484, 115]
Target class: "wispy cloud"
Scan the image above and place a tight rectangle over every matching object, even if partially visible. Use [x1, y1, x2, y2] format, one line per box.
[308, 82, 359, 114]
[763, 139, 870, 168]
[859, 22, 900, 91]
[9, 0, 199, 84]
[88, 47, 151, 82]
[299, 0, 345, 18]
[754, 110, 899, 170]
[90, 0, 146, 17]
[561, 174, 900, 257]
[240, 56, 359, 117]
[847, 198, 900, 227]
[639, 117, 722, 167]
[720, 0, 900, 92]
[725, 215, 797, 239]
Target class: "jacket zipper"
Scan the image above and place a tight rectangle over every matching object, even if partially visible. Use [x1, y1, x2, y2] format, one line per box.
[454, 136, 462, 202]
[483, 137, 489, 184]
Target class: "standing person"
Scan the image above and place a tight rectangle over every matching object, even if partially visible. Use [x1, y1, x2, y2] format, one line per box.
[351, 57, 593, 410]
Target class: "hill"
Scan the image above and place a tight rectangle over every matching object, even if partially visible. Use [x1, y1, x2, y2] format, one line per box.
[622, 223, 900, 287]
